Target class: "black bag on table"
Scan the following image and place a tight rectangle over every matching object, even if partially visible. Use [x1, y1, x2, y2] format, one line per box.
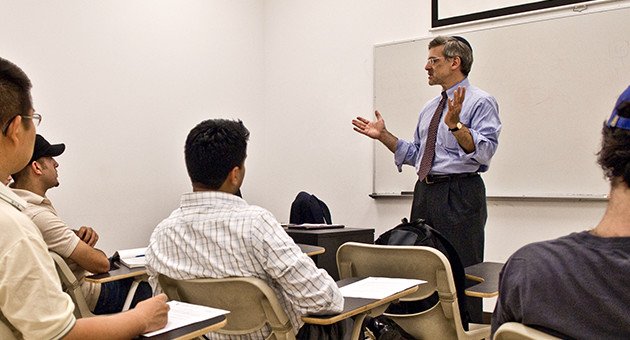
[289, 191, 333, 225]
[374, 218, 470, 331]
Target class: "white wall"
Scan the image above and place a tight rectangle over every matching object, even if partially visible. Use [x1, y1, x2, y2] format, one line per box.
[1, 0, 618, 266]
[262, 0, 615, 265]
[1, 0, 265, 253]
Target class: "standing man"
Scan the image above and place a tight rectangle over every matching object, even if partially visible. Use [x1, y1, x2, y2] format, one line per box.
[0, 56, 168, 339]
[352, 36, 501, 321]
[146, 119, 343, 339]
[11, 134, 152, 314]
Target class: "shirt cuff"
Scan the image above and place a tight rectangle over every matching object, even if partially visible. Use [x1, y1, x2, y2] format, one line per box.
[394, 139, 408, 172]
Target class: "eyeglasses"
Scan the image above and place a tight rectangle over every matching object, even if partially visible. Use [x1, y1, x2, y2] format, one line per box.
[426, 57, 446, 66]
[23, 113, 42, 127]
[1, 113, 43, 134]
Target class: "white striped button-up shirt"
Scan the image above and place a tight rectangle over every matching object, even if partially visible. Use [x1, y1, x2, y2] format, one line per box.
[146, 191, 343, 339]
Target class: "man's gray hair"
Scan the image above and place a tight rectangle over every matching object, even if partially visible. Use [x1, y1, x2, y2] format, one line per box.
[428, 36, 473, 76]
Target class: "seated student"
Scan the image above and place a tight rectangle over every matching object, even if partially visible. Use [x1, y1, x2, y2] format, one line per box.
[491, 85, 630, 339]
[0, 56, 168, 339]
[10, 134, 152, 314]
[146, 118, 344, 339]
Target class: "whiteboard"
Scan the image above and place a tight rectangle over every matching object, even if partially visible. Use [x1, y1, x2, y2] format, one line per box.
[373, 7, 630, 198]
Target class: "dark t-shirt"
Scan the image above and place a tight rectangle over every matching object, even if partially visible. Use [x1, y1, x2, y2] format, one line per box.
[491, 231, 630, 339]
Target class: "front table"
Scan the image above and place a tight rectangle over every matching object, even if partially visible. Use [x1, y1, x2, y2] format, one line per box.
[286, 228, 374, 280]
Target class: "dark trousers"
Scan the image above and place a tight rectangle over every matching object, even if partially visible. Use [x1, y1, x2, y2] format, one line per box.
[93, 278, 152, 315]
[411, 174, 487, 323]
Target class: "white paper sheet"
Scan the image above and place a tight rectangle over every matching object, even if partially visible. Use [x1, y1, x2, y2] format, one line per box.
[142, 300, 230, 337]
[339, 277, 426, 299]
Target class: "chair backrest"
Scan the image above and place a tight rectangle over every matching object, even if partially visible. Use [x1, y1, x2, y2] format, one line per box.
[158, 275, 295, 340]
[49, 251, 95, 318]
[494, 322, 561, 340]
[336, 242, 490, 340]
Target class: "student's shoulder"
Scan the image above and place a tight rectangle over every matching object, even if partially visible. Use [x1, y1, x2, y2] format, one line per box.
[242, 204, 279, 221]
[507, 232, 587, 273]
[0, 205, 43, 245]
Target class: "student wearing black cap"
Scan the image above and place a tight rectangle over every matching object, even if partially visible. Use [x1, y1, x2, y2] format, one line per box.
[491, 85, 630, 339]
[11, 134, 153, 315]
[353, 36, 501, 322]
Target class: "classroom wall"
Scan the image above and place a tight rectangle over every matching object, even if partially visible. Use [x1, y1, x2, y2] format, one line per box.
[262, 0, 616, 264]
[1, 0, 619, 265]
[0, 0, 266, 253]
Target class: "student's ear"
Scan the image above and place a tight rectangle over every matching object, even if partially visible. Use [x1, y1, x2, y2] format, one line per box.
[4, 115, 23, 143]
[227, 166, 241, 186]
[31, 160, 43, 175]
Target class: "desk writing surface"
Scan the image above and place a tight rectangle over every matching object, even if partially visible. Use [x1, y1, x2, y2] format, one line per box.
[139, 315, 227, 340]
[85, 262, 147, 283]
[297, 243, 325, 257]
[302, 277, 419, 325]
[465, 262, 503, 298]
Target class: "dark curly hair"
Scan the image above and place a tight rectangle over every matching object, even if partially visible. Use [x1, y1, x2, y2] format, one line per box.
[185, 119, 249, 190]
[598, 98, 630, 186]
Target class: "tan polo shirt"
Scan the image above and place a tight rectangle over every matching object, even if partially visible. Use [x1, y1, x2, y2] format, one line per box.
[0, 185, 75, 339]
[12, 189, 101, 310]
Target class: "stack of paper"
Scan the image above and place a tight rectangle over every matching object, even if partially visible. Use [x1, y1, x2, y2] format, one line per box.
[115, 247, 147, 268]
[142, 301, 230, 337]
[339, 277, 426, 299]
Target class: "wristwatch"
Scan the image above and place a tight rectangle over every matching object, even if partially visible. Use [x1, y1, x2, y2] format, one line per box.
[449, 122, 464, 132]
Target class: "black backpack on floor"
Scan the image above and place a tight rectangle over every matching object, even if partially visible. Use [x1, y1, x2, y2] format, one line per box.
[375, 218, 470, 330]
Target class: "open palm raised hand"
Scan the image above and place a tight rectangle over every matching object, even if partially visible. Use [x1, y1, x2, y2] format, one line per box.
[352, 110, 387, 140]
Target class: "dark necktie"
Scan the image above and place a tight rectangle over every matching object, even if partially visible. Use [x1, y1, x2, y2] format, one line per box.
[418, 91, 448, 181]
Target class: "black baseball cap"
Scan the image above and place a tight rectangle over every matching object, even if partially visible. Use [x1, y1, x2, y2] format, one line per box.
[30, 134, 65, 164]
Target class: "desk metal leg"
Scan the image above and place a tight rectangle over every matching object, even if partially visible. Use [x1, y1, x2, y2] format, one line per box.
[350, 313, 368, 340]
[122, 278, 141, 311]
[349, 303, 391, 340]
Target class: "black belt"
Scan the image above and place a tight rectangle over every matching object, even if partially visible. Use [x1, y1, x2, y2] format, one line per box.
[422, 172, 478, 184]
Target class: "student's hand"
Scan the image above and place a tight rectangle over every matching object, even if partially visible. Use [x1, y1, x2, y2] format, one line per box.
[74, 226, 99, 247]
[352, 110, 387, 140]
[445, 86, 466, 129]
[134, 294, 170, 333]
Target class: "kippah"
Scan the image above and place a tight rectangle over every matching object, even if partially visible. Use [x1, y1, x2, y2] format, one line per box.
[452, 36, 473, 53]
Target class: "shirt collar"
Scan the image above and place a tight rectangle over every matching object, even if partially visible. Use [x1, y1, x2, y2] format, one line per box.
[11, 188, 47, 205]
[0, 184, 28, 211]
[180, 190, 247, 208]
[445, 77, 470, 97]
